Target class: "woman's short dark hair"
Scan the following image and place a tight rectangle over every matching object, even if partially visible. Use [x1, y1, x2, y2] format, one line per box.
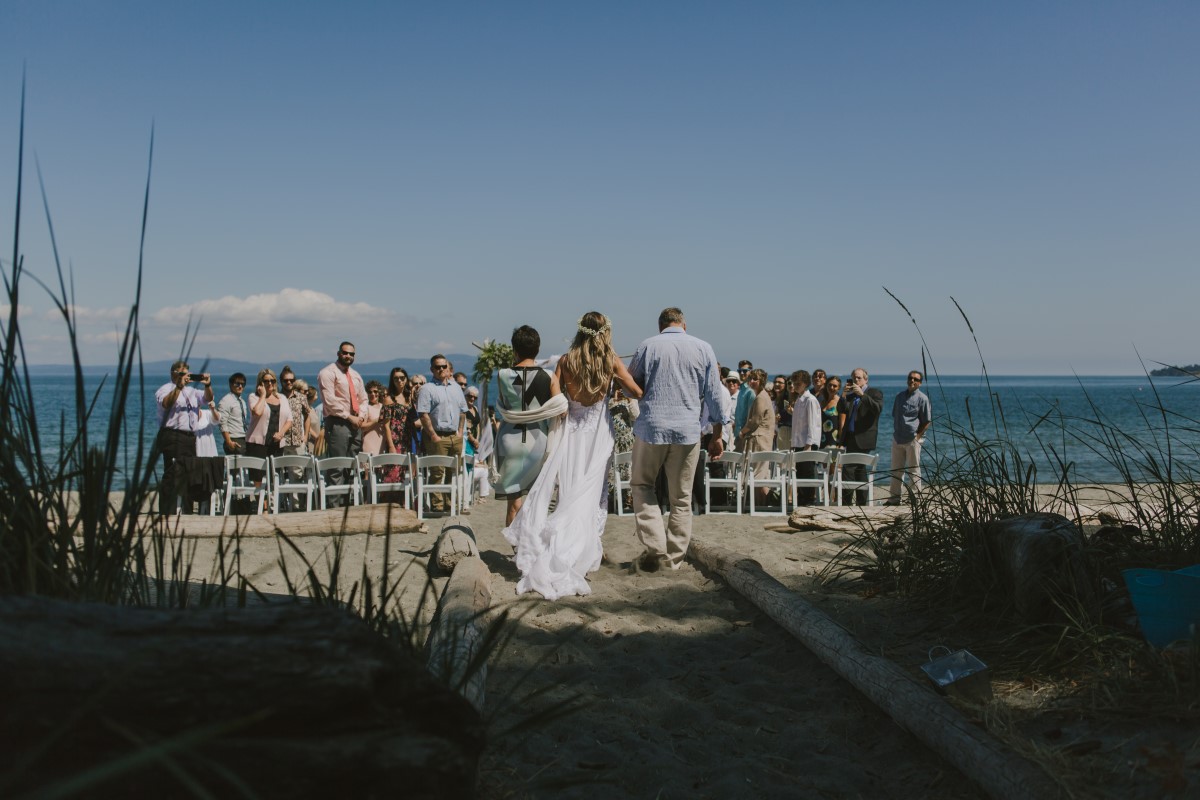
[511, 325, 540, 360]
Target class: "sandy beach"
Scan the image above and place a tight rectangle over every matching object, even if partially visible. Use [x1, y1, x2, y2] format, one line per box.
[172, 480, 1200, 799]
[181, 498, 984, 799]
[472, 499, 987, 799]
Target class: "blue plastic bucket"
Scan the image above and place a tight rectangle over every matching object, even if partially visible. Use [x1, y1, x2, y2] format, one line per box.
[1122, 565, 1200, 648]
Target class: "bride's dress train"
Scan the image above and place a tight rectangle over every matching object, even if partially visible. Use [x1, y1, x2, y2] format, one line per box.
[502, 396, 612, 600]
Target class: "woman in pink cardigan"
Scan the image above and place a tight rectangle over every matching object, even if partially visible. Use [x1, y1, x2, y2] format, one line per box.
[247, 368, 293, 479]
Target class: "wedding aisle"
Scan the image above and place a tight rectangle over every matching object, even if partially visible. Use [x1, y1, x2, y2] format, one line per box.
[473, 499, 981, 799]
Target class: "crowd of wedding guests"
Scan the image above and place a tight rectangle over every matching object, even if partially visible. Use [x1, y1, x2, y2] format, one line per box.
[611, 359, 930, 509]
[156, 343, 928, 514]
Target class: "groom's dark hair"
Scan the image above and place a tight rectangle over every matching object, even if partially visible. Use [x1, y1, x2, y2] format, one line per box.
[658, 307, 685, 330]
[511, 325, 541, 360]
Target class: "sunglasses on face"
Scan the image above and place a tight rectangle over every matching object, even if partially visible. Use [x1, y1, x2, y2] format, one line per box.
[339, 351, 355, 357]
[263, 379, 277, 385]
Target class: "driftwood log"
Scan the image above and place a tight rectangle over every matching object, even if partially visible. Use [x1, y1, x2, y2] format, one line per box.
[0, 596, 482, 799]
[688, 538, 1061, 800]
[433, 523, 481, 574]
[426, 556, 493, 712]
[158, 503, 423, 538]
[983, 513, 1095, 622]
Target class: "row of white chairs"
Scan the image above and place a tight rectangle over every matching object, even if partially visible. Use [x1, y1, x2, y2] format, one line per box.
[608, 448, 879, 517]
[213, 452, 469, 519]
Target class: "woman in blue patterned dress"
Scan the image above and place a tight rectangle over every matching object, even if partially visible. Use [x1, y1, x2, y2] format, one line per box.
[495, 325, 561, 525]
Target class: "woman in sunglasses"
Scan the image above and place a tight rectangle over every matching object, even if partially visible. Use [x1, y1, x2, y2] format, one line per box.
[378, 368, 413, 492]
[247, 368, 293, 478]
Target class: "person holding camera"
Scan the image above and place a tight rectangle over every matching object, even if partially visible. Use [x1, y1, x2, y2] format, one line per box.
[155, 360, 214, 514]
[836, 367, 884, 505]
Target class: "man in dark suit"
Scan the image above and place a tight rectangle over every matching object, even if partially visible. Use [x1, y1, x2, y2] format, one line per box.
[837, 367, 884, 505]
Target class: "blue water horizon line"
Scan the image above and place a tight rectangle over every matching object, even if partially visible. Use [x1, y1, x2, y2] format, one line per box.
[19, 362, 1186, 382]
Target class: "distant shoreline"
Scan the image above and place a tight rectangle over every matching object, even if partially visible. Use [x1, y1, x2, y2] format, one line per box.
[1149, 364, 1200, 378]
[21, 362, 1180, 381]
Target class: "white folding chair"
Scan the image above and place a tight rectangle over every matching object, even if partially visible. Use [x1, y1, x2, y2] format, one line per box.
[368, 453, 413, 507]
[356, 452, 372, 492]
[269, 454, 317, 513]
[316, 456, 363, 509]
[207, 486, 223, 516]
[610, 450, 633, 516]
[703, 450, 744, 515]
[836, 452, 879, 506]
[786, 450, 832, 508]
[458, 452, 474, 510]
[222, 455, 269, 516]
[413, 454, 459, 520]
[746, 451, 788, 516]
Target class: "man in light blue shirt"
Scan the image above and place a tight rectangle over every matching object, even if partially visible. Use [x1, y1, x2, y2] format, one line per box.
[888, 370, 932, 505]
[628, 307, 727, 572]
[418, 354, 468, 514]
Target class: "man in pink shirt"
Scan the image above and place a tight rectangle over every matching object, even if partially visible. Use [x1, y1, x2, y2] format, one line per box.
[318, 341, 368, 503]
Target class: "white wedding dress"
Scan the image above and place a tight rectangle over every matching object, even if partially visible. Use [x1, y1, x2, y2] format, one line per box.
[502, 395, 613, 600]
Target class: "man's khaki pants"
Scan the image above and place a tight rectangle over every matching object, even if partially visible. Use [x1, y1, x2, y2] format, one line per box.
[424, 433, 461, 512]
[631, 438, 701, 569]
[889, 438, 923, 503]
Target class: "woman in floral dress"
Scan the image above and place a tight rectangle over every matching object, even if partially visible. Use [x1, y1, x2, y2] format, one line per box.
[380, 367, 413, 487]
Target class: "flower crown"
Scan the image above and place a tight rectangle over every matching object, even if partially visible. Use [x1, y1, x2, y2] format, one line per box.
[577, 317, 610, 338]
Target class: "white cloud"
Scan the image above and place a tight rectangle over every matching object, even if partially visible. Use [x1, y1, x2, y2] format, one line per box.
[0, 303, 35, 319]
[49, 304, 131, 322]
[151, 288, 393, 326]
[82, 331, 125, 344]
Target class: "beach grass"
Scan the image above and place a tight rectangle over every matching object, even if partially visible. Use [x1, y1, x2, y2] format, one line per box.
[0, 83, 528, 798]
[821, 293, 1200, 722]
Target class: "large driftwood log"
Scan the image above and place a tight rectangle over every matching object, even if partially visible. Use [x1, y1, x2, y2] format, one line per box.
[427, 556, 493, 712]
[785, 505, 907, 533]
[433, 523, 481, 574]
[983, 513, 1095, 622]
[159, 503, 423, 538]
[0, 596, 482, 799]
[688, 538, 1061, 800]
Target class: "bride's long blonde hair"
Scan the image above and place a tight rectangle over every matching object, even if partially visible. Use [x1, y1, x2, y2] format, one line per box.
[561, 311, 616, 400]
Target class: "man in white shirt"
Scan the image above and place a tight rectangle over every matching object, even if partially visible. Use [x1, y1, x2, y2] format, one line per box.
[216, 373, 248, 455]
[155, 360, 213, 514]
[789, 370, 821, 505]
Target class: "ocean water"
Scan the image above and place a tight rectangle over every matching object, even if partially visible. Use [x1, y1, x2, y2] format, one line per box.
[19, 373, 1200, 488]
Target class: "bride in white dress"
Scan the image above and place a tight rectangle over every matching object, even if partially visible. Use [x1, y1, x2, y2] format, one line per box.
[502, 311, 644, 600]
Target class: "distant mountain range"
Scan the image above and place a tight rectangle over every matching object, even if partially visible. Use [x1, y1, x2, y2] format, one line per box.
[24, 355, 482, 381]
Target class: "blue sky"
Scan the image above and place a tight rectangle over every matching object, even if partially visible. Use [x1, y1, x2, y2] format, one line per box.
[2, 1, 1196, 375]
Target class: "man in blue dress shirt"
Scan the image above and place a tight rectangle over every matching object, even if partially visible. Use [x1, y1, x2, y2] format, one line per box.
[418, 353, 468, 514]
[628, 308, 728, 572]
